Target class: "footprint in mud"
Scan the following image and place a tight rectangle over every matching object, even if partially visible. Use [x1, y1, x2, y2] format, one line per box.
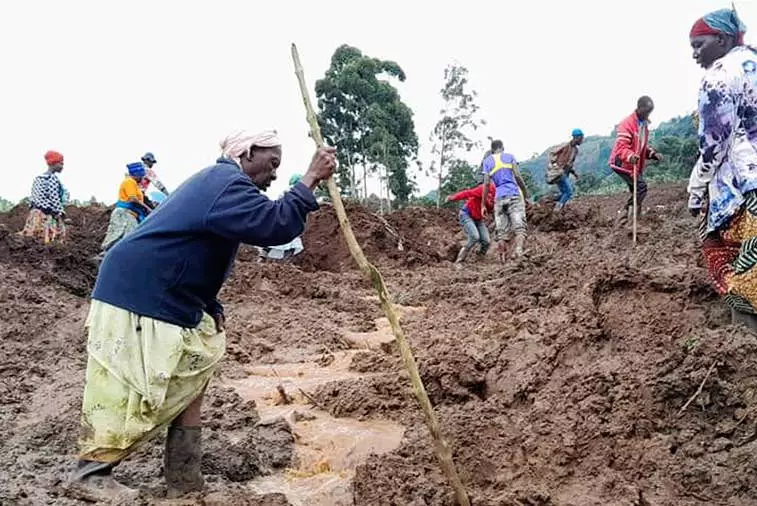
[224, 299, 424, 506]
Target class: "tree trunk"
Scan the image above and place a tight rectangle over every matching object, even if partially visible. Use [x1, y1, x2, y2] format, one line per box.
[436, 136, 446, 208]
[386, 165, 392, 213]
[382, 143, 392, 213]
[379, 168, 384, 215]
[348, 152, 356, 199]
[363, 164, 368, 202]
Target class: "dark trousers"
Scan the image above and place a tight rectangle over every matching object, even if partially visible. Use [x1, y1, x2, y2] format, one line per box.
[616, 171, 648, 210]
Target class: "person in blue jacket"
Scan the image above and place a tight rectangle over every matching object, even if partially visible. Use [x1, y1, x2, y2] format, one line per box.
[66, 130, 336, 502]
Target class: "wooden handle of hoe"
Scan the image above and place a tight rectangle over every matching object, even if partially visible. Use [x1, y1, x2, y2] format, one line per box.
[291, 43, 470, 506]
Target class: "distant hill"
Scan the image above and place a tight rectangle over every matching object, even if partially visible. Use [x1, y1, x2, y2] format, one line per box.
[520, 113, 698, 198]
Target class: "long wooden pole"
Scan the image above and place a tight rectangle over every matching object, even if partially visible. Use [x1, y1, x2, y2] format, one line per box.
[633, 122, 647, 247]
[632, 168, 638, 246]
[291, 43, 470, 506]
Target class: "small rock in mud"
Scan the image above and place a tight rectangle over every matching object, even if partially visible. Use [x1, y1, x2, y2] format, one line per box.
[293, 410, 317, 422]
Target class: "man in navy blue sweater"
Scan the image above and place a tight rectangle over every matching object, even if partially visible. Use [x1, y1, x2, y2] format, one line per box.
[67, 130, 336, 502]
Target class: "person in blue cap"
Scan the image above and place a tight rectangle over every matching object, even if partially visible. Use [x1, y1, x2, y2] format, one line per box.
[100, 162, 152, 253]
[258, 173, 306, 261]
[546, 129, 584, 212]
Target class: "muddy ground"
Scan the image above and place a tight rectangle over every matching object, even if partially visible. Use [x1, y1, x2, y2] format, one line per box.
[2, 184, 757, 505]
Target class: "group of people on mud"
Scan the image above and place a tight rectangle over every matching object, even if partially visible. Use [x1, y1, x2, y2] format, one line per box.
[444, 7, 757, 336]
[21, 150, 306, 262]
[446, 96, 664, 268]
[21, 151, 167, 250]
[9, 5, 757, 502]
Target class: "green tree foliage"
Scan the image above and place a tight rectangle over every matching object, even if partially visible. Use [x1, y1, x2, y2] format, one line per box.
[0, 197, 15, 212]
[438, 159, 477, 208]
[575, 172, 602, 194]
[315, 45, 418, 205]
[652, 113, 697, 139]
[429, 64, 485, 207]
[520, 167, 543, 202]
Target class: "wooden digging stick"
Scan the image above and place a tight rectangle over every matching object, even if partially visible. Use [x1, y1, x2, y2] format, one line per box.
[632, 167, 638, 246]
[291, 43, 471, 506]
[633, 121, 647, 247]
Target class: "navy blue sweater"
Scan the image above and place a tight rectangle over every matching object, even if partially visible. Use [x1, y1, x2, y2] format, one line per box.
[92, 158, 319, 328]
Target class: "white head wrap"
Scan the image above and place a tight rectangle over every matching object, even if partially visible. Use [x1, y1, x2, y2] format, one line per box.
[219, 129, 282, 166]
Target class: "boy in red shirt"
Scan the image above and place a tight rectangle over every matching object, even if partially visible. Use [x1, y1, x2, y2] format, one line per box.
[446, 183, 496, 267]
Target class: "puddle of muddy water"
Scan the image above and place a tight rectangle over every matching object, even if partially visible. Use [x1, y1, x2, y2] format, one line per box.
[225, 303, 425, 506]
[342, 303, 426, 350]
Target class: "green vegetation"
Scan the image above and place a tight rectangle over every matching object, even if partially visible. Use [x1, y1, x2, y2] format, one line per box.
[0, 197, 14, 212]
[315, 44, 419, 208]
[428, 64, 485, 207]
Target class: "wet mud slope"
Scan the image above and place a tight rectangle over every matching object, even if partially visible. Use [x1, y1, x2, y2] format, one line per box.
[1, 185, 755, 505]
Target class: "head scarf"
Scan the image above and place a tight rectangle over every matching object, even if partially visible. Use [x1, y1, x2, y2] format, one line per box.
[571, 128, 584, 137]
[289, 173, 303, 186]
[690, 8, 747, 45]
[44, 150, 64, 166]
[219, 129, 281, 166]
[127, 162, 146, 178]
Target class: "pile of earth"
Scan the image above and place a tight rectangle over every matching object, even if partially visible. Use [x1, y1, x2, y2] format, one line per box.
[295, 201, 460, 272]
[0, 204, 109, 297]
[2, 184, 757, 506]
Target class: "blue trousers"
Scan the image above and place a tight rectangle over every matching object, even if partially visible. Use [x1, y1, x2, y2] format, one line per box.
[557, 174, 574, 206]
[460, 213, 490, 254]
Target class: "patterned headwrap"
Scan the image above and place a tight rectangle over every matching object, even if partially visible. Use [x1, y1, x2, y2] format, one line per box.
[289, 173, 303, 186]
[690, 8, 747, 45]
[44, 150, 64, 166]
[219, 129, 281, 167]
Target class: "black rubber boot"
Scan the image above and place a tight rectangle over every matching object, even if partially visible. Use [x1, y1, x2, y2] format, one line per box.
[65, 460, 139, 502]
[165, 426, 204, 498]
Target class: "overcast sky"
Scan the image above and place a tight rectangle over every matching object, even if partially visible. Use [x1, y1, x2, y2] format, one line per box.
[1, 0, 754, 203]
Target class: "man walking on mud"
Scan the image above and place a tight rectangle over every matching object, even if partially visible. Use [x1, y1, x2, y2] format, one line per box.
[609, 96, 664, 224]
[481, 140, 529, 260]
[547, 129, 584, 213]
[66, 130, 336, 502]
